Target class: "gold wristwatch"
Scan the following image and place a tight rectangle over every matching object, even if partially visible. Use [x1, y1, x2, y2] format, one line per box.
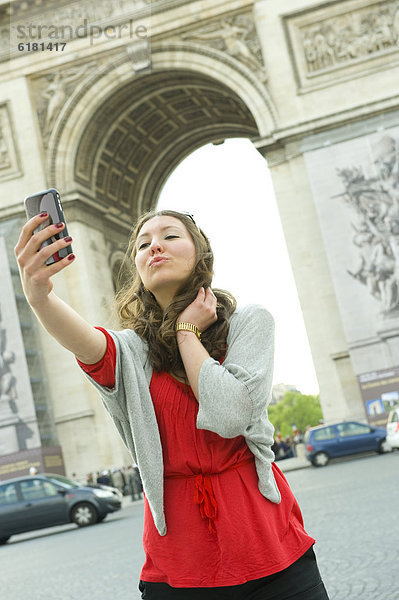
[175, 322, 201, 340]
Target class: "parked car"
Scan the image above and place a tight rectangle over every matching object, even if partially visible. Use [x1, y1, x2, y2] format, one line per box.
[386, 407, 399, 449]
[85, 482, 123, 499]
[304, 420, 390, 467]
[0, 473, 122, 545]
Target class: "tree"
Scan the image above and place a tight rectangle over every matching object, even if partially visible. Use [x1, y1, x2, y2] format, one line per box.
[268, 391, 323, 437]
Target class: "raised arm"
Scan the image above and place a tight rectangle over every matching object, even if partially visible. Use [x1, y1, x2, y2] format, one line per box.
[14, 212, 106, 364]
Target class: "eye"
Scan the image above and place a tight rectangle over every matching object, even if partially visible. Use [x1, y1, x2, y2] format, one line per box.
[138, 242, 149, 250]
[165, 235, 179, 240]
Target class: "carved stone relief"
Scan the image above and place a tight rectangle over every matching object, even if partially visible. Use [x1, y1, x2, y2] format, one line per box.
[30, 61, 100, 148]
[0, 104, 22, 182]
[0, 303, 20, 429]
[336, 134, 399, 316]
[285, 0, 399, 91]
[181, 13, 267, 82]
[0, 238, 41, 454]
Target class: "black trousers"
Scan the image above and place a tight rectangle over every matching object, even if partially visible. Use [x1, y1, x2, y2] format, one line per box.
[139, 546, 329, 600]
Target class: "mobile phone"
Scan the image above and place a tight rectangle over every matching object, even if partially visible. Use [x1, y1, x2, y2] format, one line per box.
[24, 188, 73, 265]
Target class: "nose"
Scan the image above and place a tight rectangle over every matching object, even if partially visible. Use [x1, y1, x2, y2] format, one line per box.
[149, 238, 163, 254]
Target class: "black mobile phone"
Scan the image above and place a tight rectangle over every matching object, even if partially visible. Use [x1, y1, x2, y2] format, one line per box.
[24, 188, 73, 266]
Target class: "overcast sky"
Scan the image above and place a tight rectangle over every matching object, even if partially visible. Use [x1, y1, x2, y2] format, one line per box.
[157, 138, 319, 395]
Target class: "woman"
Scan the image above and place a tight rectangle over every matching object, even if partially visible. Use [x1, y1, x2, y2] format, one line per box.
[15, 209, 329, 599]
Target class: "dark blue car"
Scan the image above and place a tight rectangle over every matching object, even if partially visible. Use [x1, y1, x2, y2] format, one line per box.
[304, 420, 390, 467]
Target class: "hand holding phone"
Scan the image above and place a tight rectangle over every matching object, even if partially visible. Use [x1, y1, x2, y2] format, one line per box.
[15, 189, 76, 309]
[24, 188, 73, 265]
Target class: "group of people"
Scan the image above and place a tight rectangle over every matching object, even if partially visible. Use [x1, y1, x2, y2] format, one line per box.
[85, 465, 143, 501]
[272, 435, 298, 460]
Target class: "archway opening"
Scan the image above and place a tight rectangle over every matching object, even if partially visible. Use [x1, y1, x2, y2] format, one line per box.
[73, 69, 258, 223]
[157, 139, 319, 395]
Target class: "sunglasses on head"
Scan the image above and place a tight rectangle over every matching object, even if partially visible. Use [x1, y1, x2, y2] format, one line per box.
[180, 212, 196, 225]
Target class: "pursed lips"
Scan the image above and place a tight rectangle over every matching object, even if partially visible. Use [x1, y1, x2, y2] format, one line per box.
[149, 256, 169, 267]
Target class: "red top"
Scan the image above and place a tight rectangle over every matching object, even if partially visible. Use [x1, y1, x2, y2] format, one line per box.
[78, 329, 314, 588]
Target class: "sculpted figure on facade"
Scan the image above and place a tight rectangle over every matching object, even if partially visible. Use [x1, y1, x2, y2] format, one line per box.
[300, 0, 399, 74]
[0, 304, 18, 415]
[337, 134, 399, 315]
[33, 62, 98, 146]
[0, 115, 11, 169]
[181, 14, 267, 81]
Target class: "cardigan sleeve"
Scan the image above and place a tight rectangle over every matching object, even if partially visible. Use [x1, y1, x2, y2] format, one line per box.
[77, 328, 148, 423]
[197, 305, 275, 438]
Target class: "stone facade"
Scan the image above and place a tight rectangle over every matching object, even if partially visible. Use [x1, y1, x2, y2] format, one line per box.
[1, 0, 399, 476]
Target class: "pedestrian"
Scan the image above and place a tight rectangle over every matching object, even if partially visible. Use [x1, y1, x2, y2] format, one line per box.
[111, 467, 126, 493]
[128, 464, 143, 501]
[15, 208, 329, 599]
[96, 470, 111, 486]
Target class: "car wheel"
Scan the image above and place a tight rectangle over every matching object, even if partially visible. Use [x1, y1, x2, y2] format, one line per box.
[377, 439, 392, 454]
[0, 536, 10, 545]
[312, 452, 329, 467]
[71, 502, 98, 527]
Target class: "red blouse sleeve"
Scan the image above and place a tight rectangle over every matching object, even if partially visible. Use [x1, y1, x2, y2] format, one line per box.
[76, 327, 116, 388]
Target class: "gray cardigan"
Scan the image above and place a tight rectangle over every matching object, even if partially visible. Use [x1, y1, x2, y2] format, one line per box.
[83, 304, 281, 536]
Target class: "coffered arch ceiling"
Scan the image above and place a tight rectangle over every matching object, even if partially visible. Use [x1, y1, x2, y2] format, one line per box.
[74, 69, 258, 219]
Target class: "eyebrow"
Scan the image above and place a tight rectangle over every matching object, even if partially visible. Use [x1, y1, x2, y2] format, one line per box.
[137, 224, 183, 243]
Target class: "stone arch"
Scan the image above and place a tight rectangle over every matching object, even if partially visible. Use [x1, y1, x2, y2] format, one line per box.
[110, 249, 127, 292]
[47, 43, 277, 217]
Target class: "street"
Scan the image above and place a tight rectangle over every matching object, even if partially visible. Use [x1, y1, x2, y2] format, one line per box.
[1, 452, 398, 600]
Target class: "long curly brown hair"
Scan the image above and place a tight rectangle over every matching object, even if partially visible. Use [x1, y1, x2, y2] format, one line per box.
[115, 209, 237, 374]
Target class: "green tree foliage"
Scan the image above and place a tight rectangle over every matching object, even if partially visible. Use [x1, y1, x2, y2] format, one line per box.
[268, 391, 323, 437]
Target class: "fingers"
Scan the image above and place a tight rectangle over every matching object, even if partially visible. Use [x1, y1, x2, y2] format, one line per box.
[204, 286, 216, 305]
[201, 287, 218, 322]
[15, 212, 52, 256]
[36, 236, 74, 267]
[15, 212, 75, 276]
[15, 214, 71, 267]
[28, 221, 67, 255]
[26, 251, 74, 282]
[197, 286, 215, 299]
[45, 251, 76, 277]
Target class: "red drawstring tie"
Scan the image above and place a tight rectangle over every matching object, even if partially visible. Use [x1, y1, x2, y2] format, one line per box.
[194, 474, 218, 533]
[166, 457, 253, 534]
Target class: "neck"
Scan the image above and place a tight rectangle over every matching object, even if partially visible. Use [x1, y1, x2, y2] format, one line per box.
[153, 290, 176, 313]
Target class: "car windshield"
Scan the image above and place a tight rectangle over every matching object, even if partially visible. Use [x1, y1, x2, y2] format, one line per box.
[43, 474, 81, 489]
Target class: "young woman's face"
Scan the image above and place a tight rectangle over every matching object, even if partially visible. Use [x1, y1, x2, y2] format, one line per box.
[135, 215, 196, 301]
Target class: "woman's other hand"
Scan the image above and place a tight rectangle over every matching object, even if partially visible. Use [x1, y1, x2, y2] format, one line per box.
[177, 287, 218, 333]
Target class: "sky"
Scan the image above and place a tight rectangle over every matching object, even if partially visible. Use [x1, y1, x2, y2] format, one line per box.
[157, 138, 319, 395]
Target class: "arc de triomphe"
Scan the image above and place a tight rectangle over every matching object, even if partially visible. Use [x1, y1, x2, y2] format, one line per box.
[1, 0, 399, 477]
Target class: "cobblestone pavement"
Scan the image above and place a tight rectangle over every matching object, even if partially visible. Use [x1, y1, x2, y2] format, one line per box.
[1, 452, 398, 599]
[286, 451, 399, 600]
